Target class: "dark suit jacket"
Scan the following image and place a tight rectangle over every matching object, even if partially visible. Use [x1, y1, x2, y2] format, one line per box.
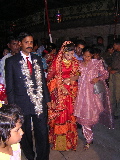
[5, 52, 50, 116]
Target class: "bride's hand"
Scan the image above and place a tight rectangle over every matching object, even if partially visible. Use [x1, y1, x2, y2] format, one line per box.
[63, 78, 71, 85]
[61, 86, 68, 95]
[90, 77, 99, 84]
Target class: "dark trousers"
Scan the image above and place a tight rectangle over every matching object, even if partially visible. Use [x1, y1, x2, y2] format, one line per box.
[20, 114, 49, 160]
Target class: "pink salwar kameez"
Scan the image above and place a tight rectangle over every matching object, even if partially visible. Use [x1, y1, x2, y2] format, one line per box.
[74, 59, 113, 144]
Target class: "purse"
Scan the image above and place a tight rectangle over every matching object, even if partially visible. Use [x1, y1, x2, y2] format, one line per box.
[93, 81, 105, 94]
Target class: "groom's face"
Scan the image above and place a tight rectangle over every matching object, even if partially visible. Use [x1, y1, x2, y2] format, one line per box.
[19, 36, 33, 56]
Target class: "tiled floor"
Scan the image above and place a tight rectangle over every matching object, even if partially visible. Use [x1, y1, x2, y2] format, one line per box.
[22, 118, 120, 160]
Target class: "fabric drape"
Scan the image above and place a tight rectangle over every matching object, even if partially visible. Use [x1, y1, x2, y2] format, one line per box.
[47, 41, 79, 151]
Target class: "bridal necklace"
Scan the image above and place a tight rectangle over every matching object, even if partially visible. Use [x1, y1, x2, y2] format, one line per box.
[62, 58, 72, 68]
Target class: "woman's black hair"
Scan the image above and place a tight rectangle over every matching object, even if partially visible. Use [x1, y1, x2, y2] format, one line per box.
[0, 104, 24, 145]
[114, 38, 120, 45]
[82, 46, 94, 55]
[46, 43, 56, 53]
[33, 40, 38, 47]
[64, 43, 75, 52]
[93, 48, 101, 55]
[106, 44, 113, 50]
[75, 40, 86, 47]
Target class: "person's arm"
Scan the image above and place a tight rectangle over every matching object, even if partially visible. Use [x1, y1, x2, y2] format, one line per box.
[38, 56, 51, 104]
[109, 70, 117, 74]
[91, 60, 109, 84]
[70, 59, 80, 82]
[62, 59, 80, 88]
[70, 75, 79, 81]
[108, 52, 120, 74]
[107, 66, 117, 74]
[47, 58, 56, 82]
[63, 75, 79, 85]
[5, 58, 15, 104]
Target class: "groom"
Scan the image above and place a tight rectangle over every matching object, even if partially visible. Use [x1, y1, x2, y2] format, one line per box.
[5, 32, 51, 160]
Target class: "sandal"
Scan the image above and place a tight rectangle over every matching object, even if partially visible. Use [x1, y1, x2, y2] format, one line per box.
[83, 143, 90, 150]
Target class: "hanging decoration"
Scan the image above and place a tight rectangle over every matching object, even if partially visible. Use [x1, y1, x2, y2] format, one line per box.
[44, 0, 53, 43]
[114, 0, 120, 39]
[56, 10, 62, 23]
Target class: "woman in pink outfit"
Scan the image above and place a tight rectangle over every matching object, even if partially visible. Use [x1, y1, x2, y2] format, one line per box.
[74, 47, 113, 149]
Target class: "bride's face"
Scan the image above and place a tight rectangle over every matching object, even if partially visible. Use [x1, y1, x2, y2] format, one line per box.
[63, 50, 74, 60]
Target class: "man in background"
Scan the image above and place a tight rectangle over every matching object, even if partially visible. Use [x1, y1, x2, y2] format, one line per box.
[109, 38, 120, 119]
[1, 35, 20, 85]
[74, 40, 86, 60]
[95, 36, 105, 56]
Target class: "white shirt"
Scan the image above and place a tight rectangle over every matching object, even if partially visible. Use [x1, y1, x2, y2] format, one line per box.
[0, 53, 12, 85]
[20, 51, 32, 63]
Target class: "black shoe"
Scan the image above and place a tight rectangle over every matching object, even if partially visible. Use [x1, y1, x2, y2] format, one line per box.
[114, 115, 119, 119]
[77, 122, 82, 129]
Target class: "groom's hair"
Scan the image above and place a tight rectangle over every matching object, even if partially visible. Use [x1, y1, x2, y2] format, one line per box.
[18, 32, 33, 42]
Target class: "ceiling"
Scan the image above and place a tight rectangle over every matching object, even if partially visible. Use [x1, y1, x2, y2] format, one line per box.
[0, 0, 94, 21]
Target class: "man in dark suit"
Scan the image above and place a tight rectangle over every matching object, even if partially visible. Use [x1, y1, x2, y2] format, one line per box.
[5, 32, 51, 160]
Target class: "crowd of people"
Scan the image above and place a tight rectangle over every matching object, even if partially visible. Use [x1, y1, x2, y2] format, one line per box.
[0, 32, 119, 160]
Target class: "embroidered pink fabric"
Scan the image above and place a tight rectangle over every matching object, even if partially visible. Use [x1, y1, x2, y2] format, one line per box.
[74, 59, 113, 128]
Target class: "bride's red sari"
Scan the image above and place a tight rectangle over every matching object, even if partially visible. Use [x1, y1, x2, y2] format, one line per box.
[47, 41, 79, 151]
